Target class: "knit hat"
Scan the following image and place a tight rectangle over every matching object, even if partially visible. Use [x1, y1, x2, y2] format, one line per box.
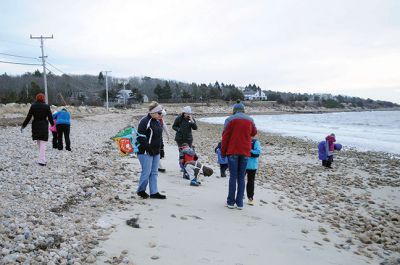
[182, 106, 192, 114]
[233, 100, 245, 114]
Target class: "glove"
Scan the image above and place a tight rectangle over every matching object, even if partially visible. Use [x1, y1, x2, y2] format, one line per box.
[20, 127, 24, 134]
[160, 149, 165, 159]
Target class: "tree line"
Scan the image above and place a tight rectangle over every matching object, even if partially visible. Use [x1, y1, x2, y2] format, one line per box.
[0, 71, 398, 109]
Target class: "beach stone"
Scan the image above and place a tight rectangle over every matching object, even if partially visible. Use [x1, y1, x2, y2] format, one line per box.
[85, 254, 97, 263]
[148, 241, 157, 248]
[1, 248, 10, 255]
[359, 234, 372, 244]
[3, 253, 19, 263]
[318, 227, 327, 234]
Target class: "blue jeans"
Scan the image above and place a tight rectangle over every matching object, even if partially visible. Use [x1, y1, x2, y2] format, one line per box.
[227, 155, 248, 207]
[137, 154, 160, 195]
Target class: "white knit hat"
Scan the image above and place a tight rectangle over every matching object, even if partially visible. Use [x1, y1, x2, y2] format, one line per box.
[182, 106, 192, 114]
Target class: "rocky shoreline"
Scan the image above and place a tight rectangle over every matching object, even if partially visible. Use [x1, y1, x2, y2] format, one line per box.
[0, 104, 399, 264]
[191, 120, 399, 264]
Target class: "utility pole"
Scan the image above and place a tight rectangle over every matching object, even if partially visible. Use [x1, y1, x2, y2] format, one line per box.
[102, 71, 111, 111]
[30, 34, 53, 104]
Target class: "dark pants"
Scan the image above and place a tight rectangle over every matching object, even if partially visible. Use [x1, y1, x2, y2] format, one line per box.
[322, 156, 333, 168]
[220, 163, 228, 177]
[176, 140, 193, 148]
[246, 169, 256, 199]
[51, 131, 58, 149]
[56, 124, 71, 150]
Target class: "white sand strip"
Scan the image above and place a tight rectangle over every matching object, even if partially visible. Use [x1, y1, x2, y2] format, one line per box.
[96, 143, 370, 265]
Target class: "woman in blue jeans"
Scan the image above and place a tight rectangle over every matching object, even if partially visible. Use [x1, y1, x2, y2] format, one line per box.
[136, 101, 167, 199]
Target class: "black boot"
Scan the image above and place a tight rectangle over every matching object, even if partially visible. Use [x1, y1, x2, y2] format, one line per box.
[137, 191, 149, 199]
[150, 192, 166, 199]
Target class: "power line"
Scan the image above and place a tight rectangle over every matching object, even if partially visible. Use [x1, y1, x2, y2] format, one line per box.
[0, 60, 41, 66]
[46, 61, 68, 75]
[0, 52, 39, 60]
[45, 64, 102, 94]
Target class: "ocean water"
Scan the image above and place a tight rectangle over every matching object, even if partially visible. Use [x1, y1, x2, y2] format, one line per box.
[199, 111, 400, 155]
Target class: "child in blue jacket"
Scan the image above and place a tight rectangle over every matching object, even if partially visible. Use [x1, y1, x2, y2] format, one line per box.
[246, 137, 262, 205]
[215, 142, 228, 177]
[53, 108, 71, 151]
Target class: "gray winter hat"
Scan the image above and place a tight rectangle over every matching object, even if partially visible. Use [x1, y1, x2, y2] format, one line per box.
[233, 100, 245, 114]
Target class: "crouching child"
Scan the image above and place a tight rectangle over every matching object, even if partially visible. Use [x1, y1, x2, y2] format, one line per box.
[179, 143, 214, 186]
[318, 133, 342, 168]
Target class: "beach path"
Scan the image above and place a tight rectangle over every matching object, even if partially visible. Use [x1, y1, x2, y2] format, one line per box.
[96, 143, 370, 265]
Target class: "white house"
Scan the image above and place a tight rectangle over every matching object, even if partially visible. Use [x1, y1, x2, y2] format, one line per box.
[243, 90, 267, 101]
[116, 89, 135, 104]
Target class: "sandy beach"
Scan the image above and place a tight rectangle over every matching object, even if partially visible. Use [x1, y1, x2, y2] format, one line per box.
[0, 104, 399, 265]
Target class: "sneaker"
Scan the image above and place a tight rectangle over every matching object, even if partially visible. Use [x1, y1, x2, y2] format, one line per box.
[190, 179, 200, 186]
[247, 198, 255, 206]
[158, 168, 166, 172]
[38, 162, 46, 166]
[137, 191, 149, 199]
[236, 206, 244, 210]
[226, 204, 235, 209]
[150, 192, 166, 199]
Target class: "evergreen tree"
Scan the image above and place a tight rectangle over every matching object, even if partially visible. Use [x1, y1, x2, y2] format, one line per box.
[98, 72, 104, 84]
[209, 86, 221, 99]
[34, 69, 42, 77]
[162, 81, 172, 100]
[30, 81, 43, 98]
[182, 90, 191, 101]
[154, 84, 163, 100]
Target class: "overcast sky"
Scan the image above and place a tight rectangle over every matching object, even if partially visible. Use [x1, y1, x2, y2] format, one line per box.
[1, 0, 400, 103]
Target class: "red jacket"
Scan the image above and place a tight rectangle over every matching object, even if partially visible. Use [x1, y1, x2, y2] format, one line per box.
[221, 113, 257, 157]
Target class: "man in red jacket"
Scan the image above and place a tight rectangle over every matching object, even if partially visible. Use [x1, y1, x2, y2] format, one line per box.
[221, 101, 257, 210]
